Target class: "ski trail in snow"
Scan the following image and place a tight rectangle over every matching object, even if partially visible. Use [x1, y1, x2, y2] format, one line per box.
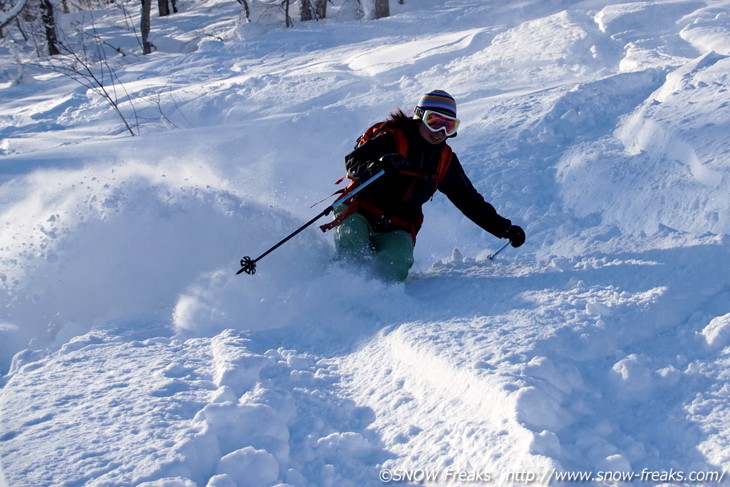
[339, 241, 730, 481]
[339, 323, 557, 479]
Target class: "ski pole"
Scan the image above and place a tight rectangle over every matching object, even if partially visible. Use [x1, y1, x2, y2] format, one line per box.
[237, 170, 385, 275]
[487, 240, 511, 261]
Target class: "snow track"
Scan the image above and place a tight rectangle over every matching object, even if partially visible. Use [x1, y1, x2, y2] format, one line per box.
[342, 245, 730, 482]
[341, 323, 556, 478]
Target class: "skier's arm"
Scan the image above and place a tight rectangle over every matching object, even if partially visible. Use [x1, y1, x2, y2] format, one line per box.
[439, 154, 512, 238]
[345, 133, 398, 182]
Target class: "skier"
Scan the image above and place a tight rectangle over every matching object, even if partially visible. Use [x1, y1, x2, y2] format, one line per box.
[327, 90, 525, 281]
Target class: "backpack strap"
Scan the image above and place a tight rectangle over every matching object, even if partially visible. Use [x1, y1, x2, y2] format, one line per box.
[319, 196, 360, 233]
[320, 123, 452, 239]
[373, 122, 452, 186]
[356, 121, 408, 158]
[320, 122, 408, 217]
[433, 144, 453, 188]
[389, 127, 408, 159]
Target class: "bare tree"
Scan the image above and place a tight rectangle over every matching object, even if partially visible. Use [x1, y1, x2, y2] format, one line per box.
[157, 0, 169, 16]
[157, 0, 176, 17]
[236, 0, 250, 21]
[0, 0, 29, 31]
[282, 0, 292, 27]
[300, 0, 326, 21]
[39, 0, 59, 54]
[315, 0, 326, 19]
[374, 0, 388, 19]
[140, 0, 152, 54]
[299, 0, 313, 21]
[42, 17, 139, 135]
[5, 0, 61, 56]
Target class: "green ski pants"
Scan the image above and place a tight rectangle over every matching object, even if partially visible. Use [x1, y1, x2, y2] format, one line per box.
[333, 212, 414, 282]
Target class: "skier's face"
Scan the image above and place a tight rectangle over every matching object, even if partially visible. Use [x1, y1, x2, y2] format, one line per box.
[418, 122, 448, 145]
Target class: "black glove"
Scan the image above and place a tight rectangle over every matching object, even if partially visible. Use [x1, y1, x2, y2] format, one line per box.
[505, 225, 525, 248]
[376, 153, 409, 175]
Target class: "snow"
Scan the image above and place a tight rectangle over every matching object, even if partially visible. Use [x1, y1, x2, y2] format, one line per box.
[1, 0, 729, 485]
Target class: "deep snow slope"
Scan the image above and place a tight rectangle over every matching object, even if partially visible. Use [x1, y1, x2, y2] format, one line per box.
[1, 0, 730, 485]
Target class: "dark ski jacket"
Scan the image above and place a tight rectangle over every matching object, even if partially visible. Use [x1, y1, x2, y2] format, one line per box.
[344, 118, 512, 239]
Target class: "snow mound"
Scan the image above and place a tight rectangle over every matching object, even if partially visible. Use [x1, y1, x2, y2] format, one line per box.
[701, 313, 730, 351]
[0, 328, 388, 486]
[558, 51, 730, 236]
[0, 157, 327, 370]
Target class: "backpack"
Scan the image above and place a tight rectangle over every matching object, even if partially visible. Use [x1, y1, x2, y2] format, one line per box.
[319, 121, 453, 241]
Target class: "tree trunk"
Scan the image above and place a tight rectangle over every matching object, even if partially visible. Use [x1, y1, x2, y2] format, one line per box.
[374, 0, 389, 19]
[40, 0, 60, 55]
[300, 0, 313, 21]
[158, 0, 170, 17]
[282, 0, 293, 27]
[140, 0, 153, 54]
[236, 0, 250, 21]
[315, 0, 326, 19]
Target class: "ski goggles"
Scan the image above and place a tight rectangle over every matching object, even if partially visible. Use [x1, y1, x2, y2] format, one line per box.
[421, 110, 460, 136]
